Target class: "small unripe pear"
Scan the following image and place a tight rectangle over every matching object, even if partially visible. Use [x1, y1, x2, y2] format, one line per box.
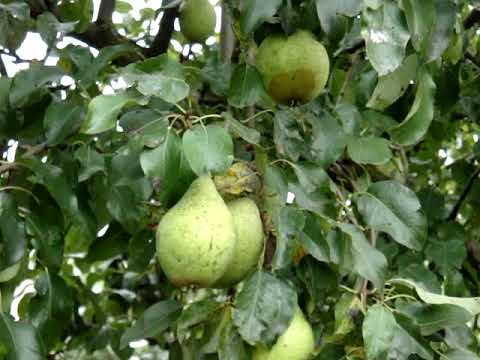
[156, 176, 236, 287]
[214, 198, 264, 288]
[256, 30, 330, 104]
[253, 307, 315, 360]
[179, 0, 216, 43]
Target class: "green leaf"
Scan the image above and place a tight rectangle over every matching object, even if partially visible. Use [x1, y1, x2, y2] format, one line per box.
[58, 0, 93, 32]
[299, 213, 330, 263]
[233, 271, 297, 346]
[81, 94, 138, 134]
[444, 349, 480, 360]
[390, 69, 436, 145]
[128, 230, 155, 273]
[27, 272, 74, 347]
[36, 12, 76, 47]
[339, 223, 387, 290]
[116, 0, 133, 13]
[218, 315, 249, 360]
[363, 305, 397, 360]
[78, 44, 137, 88]
[201, 57, 233, 97]
[334, 293, 362, 335]
[297, 258, 337, 305]
[119, 109, 170, 148]
[397, 302, 473, 336]
[44, 99, 85, 145]
[140, 129, 195, 205]
[85, 224, 129, 262]
[389, 279, 480, 316]
[0, 2, 30, 19]
[311, 110, 347, 167]
[177, 300, 222, 336]
[425, 225, 467, 275]
[389, 319, 433, 360]
[367, 54, 418, 110]
[292, 163, 331, 193]
[0, 313, 45, 360]
[289, 182, 336, 218]
[356, 181, 427, 250]
[122, 55, 189, 104]
[397, 264, 441, 294]
[26, 194, 63, 269]
[400, 0, 455, 63]
[106, 186, 147, 233]
[347, 137, 392, 165]
[240, 0, 282, 34]
[335, 102, 362, 135]
[315, 0, 362, 34]
[120, 300, 182, 348]
[0, 3, 29, 50]
[399, 0, 435, 53]
[228, 64, 270, 108]
[272, 206, 305, 270]
[361, 2, 410, 75]
[74, 145, 106, 182]
[273, 109, 308, 162]
[22, 159, 96, 243]
[9, 65, 63, 108]
[223, 112, 261, 145]
[424, 0, 456, 63]
[0, 193, 26, 270]
[182, 124, 234, 176]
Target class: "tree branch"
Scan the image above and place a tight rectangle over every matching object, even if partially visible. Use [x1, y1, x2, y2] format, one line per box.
[98, 0, 116, 22]
[0, 56, 7, 77]
[466, 52, 480, 70]
[145, 4, 180, 57]
[69, 22, 144, 65]
[220, 2, 236, 63]
[464, 8, 480, 29]
[0, 144, 46, 175]
[447, 167, 480, 221]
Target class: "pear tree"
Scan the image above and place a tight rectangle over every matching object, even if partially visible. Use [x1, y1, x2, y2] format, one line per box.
[0, 1, 480, 360]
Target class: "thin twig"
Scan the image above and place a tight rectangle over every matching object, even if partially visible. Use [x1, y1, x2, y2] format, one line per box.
[0, 144, 46, 175]
[334, 185, 360, 227]
[466, 52, 480, 70]
[447, 167, 480, 221]
[360, 229, 377, 308]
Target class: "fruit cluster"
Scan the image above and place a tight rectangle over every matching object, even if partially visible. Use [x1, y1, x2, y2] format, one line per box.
[156, 176, 264, 288]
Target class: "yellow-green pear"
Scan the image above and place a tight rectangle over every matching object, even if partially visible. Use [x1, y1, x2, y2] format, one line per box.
[253, 307, 315, 360]
[179, 0, 216, 43]
[214, 198, 264, 288]
[256, 30, 330, 104]
[156, 176, 236, 287]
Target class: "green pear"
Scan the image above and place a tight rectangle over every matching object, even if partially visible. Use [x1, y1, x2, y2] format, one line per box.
[156, 176, 236, 287]
[179, 0, 216, 43]
[256, 30, 330, 104]
[253, 307, 315, 360]
[214, 198, 264, 288]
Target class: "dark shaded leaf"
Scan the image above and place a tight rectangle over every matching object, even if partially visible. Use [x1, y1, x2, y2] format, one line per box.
[120, 300, 182, 348]
[233, 271, 297, 346]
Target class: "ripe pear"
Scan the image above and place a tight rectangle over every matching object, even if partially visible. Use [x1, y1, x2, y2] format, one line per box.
[179, 0, 216, 43]
[156, 176, 236, 287]
[214, 198, 264, 288]
[256, 30, 330, 104]
[253, 307, 315, 360]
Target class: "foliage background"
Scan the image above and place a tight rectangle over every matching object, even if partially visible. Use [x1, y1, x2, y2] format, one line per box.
[1, 0, 480, 359]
